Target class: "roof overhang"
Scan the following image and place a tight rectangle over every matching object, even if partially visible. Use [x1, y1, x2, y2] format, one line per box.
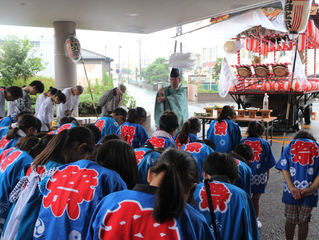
[0, 0, 280, 33]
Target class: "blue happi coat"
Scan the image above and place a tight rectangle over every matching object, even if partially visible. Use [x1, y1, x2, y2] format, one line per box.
[181, 142, 214, 182]
[146, 136, 175, 149]
[231, 154, 252, 195]
[87, 184, 215, 240]
[0, 114, 17, 127]
[276, 138, 319, 207]
[174, 133, 198, 149]
[134, 147, 161, 184]
[0, 127, 9, 139]
[34, 160, 127, 240]
[48, 123, 78, 135]
[207, 119, 241, 153]
[0, 147, 33, 234]
[117, 122, 149, 148]
[2, 160, 61, 240]
[193, 181, 259, 240]
[241, 137, 276, 193]
[0, 134, 19, 151]
[95, 116, 119, 143]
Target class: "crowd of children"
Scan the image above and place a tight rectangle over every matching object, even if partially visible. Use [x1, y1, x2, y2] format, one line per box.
[0, 88, 318, 240]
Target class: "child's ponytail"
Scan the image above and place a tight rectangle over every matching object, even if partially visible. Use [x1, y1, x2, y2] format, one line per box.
[151, 149, 198, 223]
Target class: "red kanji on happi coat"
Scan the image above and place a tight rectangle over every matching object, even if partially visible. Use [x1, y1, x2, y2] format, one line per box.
[26, 165, 46, 176]
[56, 124, 73, 134]
[135, 150, 146, 165]
[244, 140, 262, 162]
[0, 147, 14, 164]
[199, 182, 232, 213]
[43, 165, 98, 220]
[184, 142, 203, 153]
[120, 125, 136, 145]
[95, 120, 105, 132]
[99, 200, 180, 240]
[0, 150, 22, 172]
[214, 121, 228, 136]
[148, 137, 165, 148]
[0, 136, 10, 149]
[235, 159, 241, 165]
[291, 140, 319, 166]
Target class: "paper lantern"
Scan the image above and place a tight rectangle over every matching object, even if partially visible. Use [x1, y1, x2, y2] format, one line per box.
[284, 0, 312, 34]
[64, 35, 81, 63]
[292, 80, 301, 91]
[283, 81, 291, 91]
[273, 81, 280, 91]
[304, 81, 311, 91]
[263, 81, 272, 91]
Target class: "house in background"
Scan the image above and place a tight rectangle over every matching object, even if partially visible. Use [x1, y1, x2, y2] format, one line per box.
[77, 49, 113, 87]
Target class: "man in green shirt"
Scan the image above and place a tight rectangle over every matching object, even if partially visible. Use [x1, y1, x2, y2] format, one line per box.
[154, 68, 188, 131]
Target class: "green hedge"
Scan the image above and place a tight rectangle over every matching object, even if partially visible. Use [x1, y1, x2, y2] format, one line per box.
[78, 101, 98, 116]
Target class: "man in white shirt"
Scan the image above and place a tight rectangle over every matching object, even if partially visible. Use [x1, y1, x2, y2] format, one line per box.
[57, 85, 83, 121]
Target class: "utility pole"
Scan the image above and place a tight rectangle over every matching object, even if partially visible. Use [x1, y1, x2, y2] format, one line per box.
[176, 26, 183, 78]
[118, 45, 122, 84]
[139, 39, 142, 86]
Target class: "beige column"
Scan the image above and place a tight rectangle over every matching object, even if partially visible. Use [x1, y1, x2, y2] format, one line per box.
[53, 21, 77, 89]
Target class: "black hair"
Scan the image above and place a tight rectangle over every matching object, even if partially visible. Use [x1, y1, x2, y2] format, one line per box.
[17, 111, 33, 118]
[234, 143, 254, 163]
[217, 105, 236, 122]
[151, 148, 198, 223]
[16, 134, 54, 158]
[197, 139, 216, 151]
[247, 121, 265, 138]
[127, 107, 146, 124]
[89, 134, 121, 161]
[100, 134, 121, 144]
[294, 130, 316, 141]
[59, 116, 79, 126]
[54, 90, 66, 104]
[159, 110, 179, 133]
[32, 127, 95, 168]
[96, 139, 138, 189]
[6, 86, 23, 98]
[203, 152, 238, 184]
[35, 117, 42, 132]
[177, 118, 201, 145]
[110, 108, 127, 121]
[7, 115, 40, 140]
[48, 86, 58, 95]
[29, 80, 44, 93]
[85, 124, 101, 144]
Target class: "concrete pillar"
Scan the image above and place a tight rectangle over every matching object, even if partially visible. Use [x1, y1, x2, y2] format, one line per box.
[54, 21, 77, 89]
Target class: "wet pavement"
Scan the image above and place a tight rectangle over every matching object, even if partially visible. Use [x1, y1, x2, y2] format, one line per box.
[127, 83, 319, 240]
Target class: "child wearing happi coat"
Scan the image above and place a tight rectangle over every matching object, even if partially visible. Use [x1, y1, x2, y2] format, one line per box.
[193, 152, 259, 240]
[207, 105, 241, 153]
[241, 121, 276, 228]
[117, 107, 148, 148]
[174, 117, 200, 148]
[147, 110, 178, 149]
[87, 148, 215, 240]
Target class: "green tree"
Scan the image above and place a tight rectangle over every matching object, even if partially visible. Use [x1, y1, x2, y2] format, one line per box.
[212, 57, 222, 80]
[0, 36, 45, 86]
[121, 68, 131, 75]
[142, 57, 169, 84]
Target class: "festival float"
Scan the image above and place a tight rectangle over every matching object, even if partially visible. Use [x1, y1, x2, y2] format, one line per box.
[219, 1, 319, 130]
